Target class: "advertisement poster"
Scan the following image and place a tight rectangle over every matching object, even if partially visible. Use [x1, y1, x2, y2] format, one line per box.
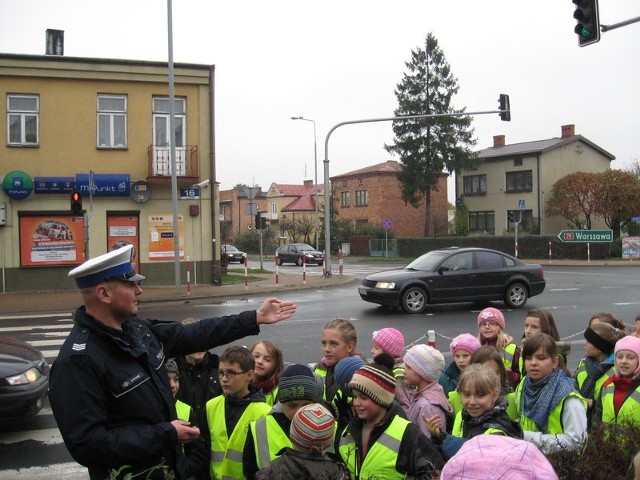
[19, 214, 85, 266]
[107, 215, 140, 271]
[622, 236, 640, 259]
[148, 214, 184, 260]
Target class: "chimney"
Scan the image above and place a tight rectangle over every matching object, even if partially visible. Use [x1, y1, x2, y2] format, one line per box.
[46, 29, 64, 55]
[303, 179, 313, 187]
[493, 135, 505, 147]
[561, 124, 575, 138]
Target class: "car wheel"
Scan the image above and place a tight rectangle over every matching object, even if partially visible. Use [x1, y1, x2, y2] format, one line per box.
[296, 256, 303, 266]
[401, 286, 427, 314]
[276, 257, 283, 266]
[504, 282, 528, 308]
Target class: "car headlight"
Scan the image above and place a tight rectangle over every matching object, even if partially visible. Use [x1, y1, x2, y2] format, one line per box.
[6, 367, 42, 385]
[375, 282, 396, 289]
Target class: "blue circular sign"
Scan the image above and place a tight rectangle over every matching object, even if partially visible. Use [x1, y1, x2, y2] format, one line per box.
[382, 218, 392, 230]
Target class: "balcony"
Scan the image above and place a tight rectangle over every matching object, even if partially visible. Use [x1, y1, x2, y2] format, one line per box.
[147, 145, 199, 185]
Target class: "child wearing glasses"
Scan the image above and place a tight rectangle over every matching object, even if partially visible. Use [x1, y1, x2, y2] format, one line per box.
[205, 346, 271, 480]
[477, 307, 522, 389]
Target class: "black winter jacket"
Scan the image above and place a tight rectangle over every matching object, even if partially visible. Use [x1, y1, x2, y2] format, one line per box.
[49, 306, 260, 480]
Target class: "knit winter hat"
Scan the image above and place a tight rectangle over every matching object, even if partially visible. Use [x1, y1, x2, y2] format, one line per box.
[277, 364, 320, 404]
[372, 328, 405, 358]
[348, 364, 396, 408]
[477, 307, 506, 330]
[614, 335, 640, 377]
[449, 333, 482, 356]
[404, 344, 445, 382]
[165, 358, 179, 376]
[334, 356, 365, 395]
[441, 435, 558, 480]
[290, 403, 336, 453]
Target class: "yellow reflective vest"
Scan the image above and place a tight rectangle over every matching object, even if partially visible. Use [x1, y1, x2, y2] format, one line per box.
[206, 395, 270, 480]
[249, 415, 292, 470]
[339, 415, 409, 480]
[599, 381, 640, 425]
[515, 382, 586, 434]
[575, 360, 615, 401]
[175, 399, 191, 422]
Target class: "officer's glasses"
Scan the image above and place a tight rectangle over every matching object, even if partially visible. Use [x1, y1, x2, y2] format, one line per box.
[104, 272, 143, 287]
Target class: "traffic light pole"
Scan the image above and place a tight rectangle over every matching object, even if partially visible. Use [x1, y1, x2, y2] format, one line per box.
[322, 107, 510, 277]
[601, 16, 640, 32]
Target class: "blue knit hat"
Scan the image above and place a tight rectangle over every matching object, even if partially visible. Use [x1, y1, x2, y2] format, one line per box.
[334, 356, 365, 395]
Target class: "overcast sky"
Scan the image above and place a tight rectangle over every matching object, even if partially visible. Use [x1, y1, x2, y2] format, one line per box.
[1, 1, 638, 202]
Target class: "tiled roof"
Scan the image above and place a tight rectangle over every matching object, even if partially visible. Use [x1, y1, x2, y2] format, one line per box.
[332, 160, 401, 179]
[271, 182, 321, 213]
[477, 135, 615, 160]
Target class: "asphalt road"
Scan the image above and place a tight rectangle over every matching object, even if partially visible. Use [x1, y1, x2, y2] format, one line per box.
[2, 264, 639, 478]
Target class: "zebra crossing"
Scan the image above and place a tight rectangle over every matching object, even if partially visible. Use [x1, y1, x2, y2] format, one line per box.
[0, 314, 88, 479]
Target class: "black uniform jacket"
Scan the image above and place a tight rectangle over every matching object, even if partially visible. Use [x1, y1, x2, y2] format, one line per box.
[49, 306, 260, 479]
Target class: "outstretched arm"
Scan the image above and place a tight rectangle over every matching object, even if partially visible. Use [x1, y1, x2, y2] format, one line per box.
[256, 298, 297, 325]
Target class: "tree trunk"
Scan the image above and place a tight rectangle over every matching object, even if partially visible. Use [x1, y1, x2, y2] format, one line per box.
[423, 190, 432, 237]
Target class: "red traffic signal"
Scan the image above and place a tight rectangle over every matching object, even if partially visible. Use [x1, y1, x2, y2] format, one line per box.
[70, 191, 83, 215]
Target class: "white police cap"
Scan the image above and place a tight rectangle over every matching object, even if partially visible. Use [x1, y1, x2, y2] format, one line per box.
[68, 244, 145, 288]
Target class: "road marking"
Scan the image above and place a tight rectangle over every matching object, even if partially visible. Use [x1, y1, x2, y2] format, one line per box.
[0, 313, 72, 321]
[22, 339, 65, 347]
[548, 288, 580, 291]
[0, 325, 72, 332]
[0, 427, 63, 445]
[0, 463, 89, 479]
[614, 302, 640, 306]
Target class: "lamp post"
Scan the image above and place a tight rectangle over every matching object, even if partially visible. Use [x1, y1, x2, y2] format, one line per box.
[291, 116, 319, 250]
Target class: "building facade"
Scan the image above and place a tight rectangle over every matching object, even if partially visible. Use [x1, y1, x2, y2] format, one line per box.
[0, 52, 218, 292]
[457, 124, 615, 236]
[330, 160, 449, 238]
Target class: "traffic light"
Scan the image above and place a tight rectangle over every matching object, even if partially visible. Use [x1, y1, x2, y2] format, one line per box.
[70, 191, 83, 215]
[573, 0, 600, 47]
[498, 94, 510, 122]
[507, 211, 516, 223]
[260, 217, 267, 230]
[255, 213, 260, 229]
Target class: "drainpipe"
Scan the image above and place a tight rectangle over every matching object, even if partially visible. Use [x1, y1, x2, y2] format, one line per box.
[209, 65, 221, 284]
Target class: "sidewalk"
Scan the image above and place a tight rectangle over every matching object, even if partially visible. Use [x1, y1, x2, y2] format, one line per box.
[0, 271, 357, 315]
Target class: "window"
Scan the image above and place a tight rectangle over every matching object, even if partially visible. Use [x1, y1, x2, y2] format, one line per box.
[356, 219, 368, 228]
[271, 202, 278, 215]
[463, 174, 487, 195]
[507, 209, 534, 231]
[505, 170, 532, 193]
[97, 95, 127, 148]
[469, 211, 495, 234]
[7, 94, 39, 146]
[514, 158, 523, 167]
[355, 190, 368, 206]
[476, 251, 505, 269]
[153, 97, 185, 147]
[341, 191, 350, 207]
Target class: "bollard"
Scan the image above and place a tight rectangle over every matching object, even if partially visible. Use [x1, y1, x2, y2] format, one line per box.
[427, 330, 436, 349]
[275, 253, 279, 284]
[186, 256, 191, 296]
[548, 241, 552, 264]
[322, 251, 326, 278]
[302, 253, 306, 285]
[339, 249, 344, 276]
[244, 255, 248, 290]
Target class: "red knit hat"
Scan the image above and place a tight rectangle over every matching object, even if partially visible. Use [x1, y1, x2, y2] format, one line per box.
[477, 307, 506, 330]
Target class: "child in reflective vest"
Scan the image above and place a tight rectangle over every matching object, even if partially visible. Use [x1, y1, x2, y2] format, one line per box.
[477, 307, 522, 389]
[338, 357, 444, 479]
[166, 359, 209, 480]
[593, 335, 640, 427]
[439, 333, 481, 409]
[516, 333, 587, 453]
[250, 340, 284, 406]
[425, 364, 523, 460]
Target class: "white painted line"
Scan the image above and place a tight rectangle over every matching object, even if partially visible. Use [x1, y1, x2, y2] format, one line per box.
[0, 427, 63, 445]
[614, 302, 640, 306]
[0, 462, 89, 479]
[0, 325, 72, 333]
[548, 288, 580, 291]
[0, 313, 72, 320]
[25, 339, 65, 347]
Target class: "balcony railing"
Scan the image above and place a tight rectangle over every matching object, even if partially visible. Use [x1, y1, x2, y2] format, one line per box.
[148, 145, 199, 179]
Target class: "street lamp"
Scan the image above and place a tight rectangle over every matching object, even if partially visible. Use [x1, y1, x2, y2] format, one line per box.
[291, 116, 319, 250]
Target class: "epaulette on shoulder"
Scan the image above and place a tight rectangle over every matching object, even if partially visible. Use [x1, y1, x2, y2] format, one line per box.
[68, 328, 90, 356]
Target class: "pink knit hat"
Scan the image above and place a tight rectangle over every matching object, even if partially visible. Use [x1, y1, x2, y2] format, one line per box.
[441, 435, 558, 480]
[403, 344, 445, 382]
[614, 335, 640, 377]
[449, 333, 481, 356]
[477, 307, 506, 330]
[372, 328, 405, 358]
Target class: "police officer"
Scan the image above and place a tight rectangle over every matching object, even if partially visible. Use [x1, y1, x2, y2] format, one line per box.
[49, 245, 296, 480]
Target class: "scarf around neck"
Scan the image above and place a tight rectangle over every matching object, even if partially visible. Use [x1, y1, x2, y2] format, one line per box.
[523, 368, 575, 432]
[580, 356, 609, 399]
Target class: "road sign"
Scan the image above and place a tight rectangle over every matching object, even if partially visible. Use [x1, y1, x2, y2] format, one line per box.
[557, 230, 613, 243]
[632, 216, 640, 223]
[382, 218, 392, 230]
[518, 199, 525, 211]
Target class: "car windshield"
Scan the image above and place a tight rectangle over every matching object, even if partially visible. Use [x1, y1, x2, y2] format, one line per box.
[406, 251, 449, 271]
[225, 246, 239, 252]
[296, 244, 315, 251]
